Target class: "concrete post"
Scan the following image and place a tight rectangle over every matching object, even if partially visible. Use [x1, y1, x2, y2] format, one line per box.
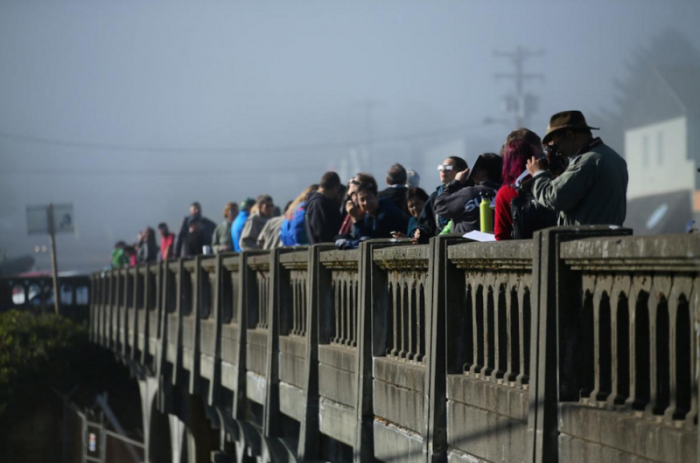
[354, 239, 396, 463]
[424, 234, 468, 462]
[264, 249, 283, 440]
[526, 225, 631, 463]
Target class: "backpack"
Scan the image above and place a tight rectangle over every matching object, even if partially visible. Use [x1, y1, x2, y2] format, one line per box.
[511, 187, 558, 240]
[280, 203, 309, 246]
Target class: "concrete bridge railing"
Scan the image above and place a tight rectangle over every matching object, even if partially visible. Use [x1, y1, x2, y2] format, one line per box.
[89, 226, 700, 463]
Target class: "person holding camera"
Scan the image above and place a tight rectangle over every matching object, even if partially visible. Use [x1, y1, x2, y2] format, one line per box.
[526, 111, 628, 227]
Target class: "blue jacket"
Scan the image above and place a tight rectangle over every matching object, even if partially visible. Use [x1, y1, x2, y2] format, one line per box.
[280, 202, 309, 246]
[231, 210, 250, 252]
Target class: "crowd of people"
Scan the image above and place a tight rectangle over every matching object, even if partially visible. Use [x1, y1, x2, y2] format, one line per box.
[110, 110, 629, 267]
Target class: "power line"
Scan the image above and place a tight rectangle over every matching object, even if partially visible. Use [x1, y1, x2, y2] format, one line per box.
[0, 121, 489, 155]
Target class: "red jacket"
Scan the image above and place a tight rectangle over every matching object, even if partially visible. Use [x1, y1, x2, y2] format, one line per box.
[160, 233, 175, 260]
[494, 185, 519, 241]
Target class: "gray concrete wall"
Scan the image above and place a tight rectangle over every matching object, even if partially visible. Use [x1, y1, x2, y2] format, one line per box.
[89, 228, 700, 463]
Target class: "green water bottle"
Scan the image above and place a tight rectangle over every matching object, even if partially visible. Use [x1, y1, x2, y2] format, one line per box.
[480, 196, 493, 233]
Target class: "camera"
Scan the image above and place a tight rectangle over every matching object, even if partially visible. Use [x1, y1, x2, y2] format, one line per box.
[541, 146, 569, 176]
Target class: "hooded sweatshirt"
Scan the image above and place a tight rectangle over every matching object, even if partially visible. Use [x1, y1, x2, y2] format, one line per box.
[433, 180, 501, 235]
[304, 191, 343, 245]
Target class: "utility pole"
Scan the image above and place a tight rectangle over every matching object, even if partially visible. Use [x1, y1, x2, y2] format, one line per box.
[494, 47, 544, 129]
[47, 204, 60, 315]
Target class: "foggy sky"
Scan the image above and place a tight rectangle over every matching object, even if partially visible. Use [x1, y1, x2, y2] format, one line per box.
[1, 0, 699, 272]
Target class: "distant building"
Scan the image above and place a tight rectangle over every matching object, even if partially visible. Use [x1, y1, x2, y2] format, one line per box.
[624, 67, 700, 234]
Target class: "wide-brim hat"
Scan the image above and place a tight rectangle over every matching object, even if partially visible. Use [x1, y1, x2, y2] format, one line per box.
[542, 110, 599, 144]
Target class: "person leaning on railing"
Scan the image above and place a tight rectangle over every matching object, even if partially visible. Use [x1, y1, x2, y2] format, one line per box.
[390, 187, 428, 239]
[349, 174, 409, 240]
[526, 110, 628, 227]
[212, 202, 239, 254]
[412, 156, 467, 244]
[157, 223, 176, 260]
[239, 195, 275, 251]
[305, 172, 344, 245]
[433, 153, 502, 235]
[136, 227, 159, 263]
[281, 184, 319, 246]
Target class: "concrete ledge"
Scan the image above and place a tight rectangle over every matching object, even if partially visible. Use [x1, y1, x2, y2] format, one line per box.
[148, 338, 158, 355]
[167, 315, 178, 341]
[279, 382, 304, 422]
[201, 319, 216, 356]
[182, 317, 195, 349]
[166, 342, 177, 363]
[447, 398, 527, 463]
[446, 375, 528, 422]
[279, 351, 306, 389]
[560, 233, 700, 262]
[559, 434, 657, 463]
[221, 326, 239, 365]
[280, 336, 307, 359]
[279, 250, 309, 265]
[559, 403, 697, 463]
[318, 398, 356, 447]
[246, 371, 267, 405]
[221, 362, 239, 392]
[200, 354, 215, 381]
[373, 419, 424, 463]
[247, 329, 269, 375]
[182, 347, 194, 371]
[373, 379, 425, 434]
[319, 344, 356, 373]
[373, 357, 425, 393]
[319, 363, 357, 408]
[446, 448, 491, 463]
[320, 250, 360, 266]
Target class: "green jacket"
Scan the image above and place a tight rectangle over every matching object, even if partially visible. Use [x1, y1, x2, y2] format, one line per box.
[211, 221, 233, 254]
[532, 140, 628, 227]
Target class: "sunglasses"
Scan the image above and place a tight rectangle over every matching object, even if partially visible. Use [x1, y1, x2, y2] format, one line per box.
[437, 164, 455, 172]
[349, 179, 362, 186]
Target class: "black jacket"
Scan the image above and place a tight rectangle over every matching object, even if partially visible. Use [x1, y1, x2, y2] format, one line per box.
[137, 237, 158, 263]
[175, 214, 216, 257]
[305, 192, 343, 244]
[433, 180, 501, 235]
[414, 185, 448, 244]
[352, 198, 409, 240]
[378, 186, 408, 213]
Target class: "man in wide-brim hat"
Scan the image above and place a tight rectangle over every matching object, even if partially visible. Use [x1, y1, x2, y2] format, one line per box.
[526, 110, 628, 226]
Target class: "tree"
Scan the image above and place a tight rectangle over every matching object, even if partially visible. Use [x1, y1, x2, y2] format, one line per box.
[594, 29, 700, 152]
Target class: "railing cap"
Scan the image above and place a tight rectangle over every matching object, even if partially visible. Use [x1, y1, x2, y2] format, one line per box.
[320, 249, 360, 264]
[561, 233, 700, 271]
[448, 240, 534, 261]
[373, 244, 429, 262]
[279, 248, 310, 264]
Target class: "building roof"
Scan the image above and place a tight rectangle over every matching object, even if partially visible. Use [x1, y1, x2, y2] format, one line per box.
[627, 67, 700, 129]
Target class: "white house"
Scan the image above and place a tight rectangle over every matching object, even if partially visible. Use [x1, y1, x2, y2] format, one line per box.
[624, 67, 700, 234]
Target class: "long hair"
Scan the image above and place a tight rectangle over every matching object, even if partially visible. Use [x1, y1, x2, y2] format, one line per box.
[502, 139, 537, 185]
[285, 184, 319, 219]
